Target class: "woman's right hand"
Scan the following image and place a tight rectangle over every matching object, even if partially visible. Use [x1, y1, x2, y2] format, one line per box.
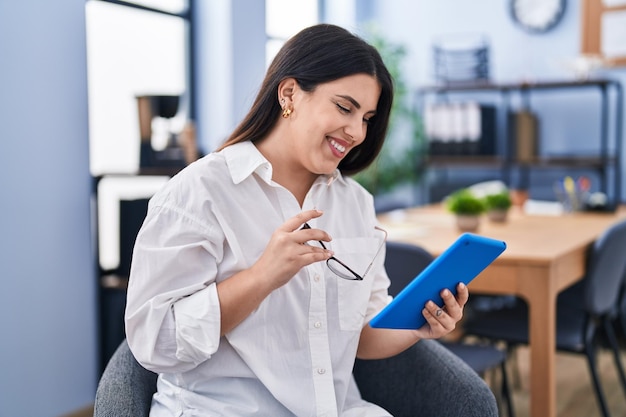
[217, 210, 333, 335]
[251, 209, 334, 290]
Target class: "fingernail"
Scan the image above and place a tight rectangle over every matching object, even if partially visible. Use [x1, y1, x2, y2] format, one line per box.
[442, 289, 450, 297]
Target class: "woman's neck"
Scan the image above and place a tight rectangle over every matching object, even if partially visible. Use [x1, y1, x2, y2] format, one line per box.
[255, 139, 317, 207]
[273, 166, 317, 207]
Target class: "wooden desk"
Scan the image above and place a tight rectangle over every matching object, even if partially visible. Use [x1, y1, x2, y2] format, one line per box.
[377, 205, 626, 417]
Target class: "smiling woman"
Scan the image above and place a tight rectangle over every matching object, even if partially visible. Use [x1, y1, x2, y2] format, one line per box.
[121, 23, 495, 416]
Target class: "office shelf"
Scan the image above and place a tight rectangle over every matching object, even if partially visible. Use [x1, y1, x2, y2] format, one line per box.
[416, 78, 623, 203]
[427, 155, 505, 166]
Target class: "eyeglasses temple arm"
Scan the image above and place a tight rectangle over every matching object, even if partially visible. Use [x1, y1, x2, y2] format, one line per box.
[361, 226, 388, 279]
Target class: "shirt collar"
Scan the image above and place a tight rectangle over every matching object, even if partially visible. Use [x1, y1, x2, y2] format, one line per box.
[221, 141, 342, 187]
[222, 141, 273, 185]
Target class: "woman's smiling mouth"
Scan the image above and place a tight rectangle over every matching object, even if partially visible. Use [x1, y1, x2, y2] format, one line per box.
[328, 138, 347, 157]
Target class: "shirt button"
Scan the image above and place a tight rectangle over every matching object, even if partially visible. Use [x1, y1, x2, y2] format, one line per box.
[314, 321, 322, 328]
[314, 275, 320, 282]
[317, 368, 326, 375]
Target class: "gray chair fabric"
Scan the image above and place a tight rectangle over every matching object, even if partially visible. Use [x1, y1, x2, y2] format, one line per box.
[94, 339, 157, 417]
[95, 338, 498, 417]
[353, 339, 499, 417]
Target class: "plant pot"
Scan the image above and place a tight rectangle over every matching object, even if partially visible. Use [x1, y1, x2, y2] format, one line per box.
[510, 189, 528, 208]
[456, 215, 481, 232]
[487, 209, 509, 223]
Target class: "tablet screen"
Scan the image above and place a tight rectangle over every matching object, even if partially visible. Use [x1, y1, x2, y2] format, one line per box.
[370, 233, 506, 329]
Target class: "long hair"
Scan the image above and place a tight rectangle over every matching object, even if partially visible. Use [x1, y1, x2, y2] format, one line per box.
[217, 24, 394, 176]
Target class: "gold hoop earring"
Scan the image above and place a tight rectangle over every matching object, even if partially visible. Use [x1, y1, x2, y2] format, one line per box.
[282, 107, 292, 118]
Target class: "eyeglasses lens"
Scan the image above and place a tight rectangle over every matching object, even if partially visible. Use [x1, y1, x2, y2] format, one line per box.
[326, 258, 362, 280]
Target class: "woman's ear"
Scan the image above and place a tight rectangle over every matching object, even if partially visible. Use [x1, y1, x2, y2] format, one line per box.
[278, 78, 297, 104]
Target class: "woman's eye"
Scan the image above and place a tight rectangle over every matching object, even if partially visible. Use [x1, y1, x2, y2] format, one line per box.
[363, 117, 372, 125]
[336, 103, 350, 113]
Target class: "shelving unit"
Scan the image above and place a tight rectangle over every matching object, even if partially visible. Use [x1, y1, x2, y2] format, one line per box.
[416, 79, 623, 204]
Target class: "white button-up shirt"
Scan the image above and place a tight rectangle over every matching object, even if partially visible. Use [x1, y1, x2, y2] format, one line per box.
[125, 141, 391, 416]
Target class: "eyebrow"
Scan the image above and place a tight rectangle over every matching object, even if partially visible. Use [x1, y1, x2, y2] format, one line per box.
[336, 94, 361, 109]
[336, 94, 377, 115]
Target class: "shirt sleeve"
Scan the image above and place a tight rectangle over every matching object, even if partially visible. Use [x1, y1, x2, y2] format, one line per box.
[125, 199, 224, 374]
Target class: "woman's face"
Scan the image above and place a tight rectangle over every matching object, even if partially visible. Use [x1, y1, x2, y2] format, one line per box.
[287, 74, 381, 176]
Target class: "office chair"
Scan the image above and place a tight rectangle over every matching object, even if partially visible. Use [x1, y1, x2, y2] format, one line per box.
[616, 279, 626, 347]
[95, 338, 498, 417]
[93, 339, 157, 417]
[383, 240, 515, 417]
[462, 219, 626, 417]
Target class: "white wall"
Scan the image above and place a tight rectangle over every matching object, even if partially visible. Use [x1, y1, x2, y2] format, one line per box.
[370, 0, 626, 202]
[194, 0, 267, 152]
[0, 1, 97, 416]
[374, 0, 581, 84]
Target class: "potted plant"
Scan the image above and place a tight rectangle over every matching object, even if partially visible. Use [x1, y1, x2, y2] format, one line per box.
[446, 189, 486, 232]
[483, 191, 512, 223]
[352, 27, 426, 201]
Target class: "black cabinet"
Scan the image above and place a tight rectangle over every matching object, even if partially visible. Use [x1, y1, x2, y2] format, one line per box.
[416, 79, 623, 204]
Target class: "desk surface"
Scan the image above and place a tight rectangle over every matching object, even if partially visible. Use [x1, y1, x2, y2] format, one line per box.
[379, 205, 626, 265]
[377, 204, 626, 417]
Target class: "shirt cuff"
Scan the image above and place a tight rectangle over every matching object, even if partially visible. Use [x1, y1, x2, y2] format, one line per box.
[173, 282, 221, 364]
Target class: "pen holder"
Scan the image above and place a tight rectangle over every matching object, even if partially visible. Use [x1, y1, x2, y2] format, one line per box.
[554, 185, 588, 213]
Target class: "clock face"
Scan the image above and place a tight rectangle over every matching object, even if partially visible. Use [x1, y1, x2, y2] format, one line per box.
[511, 0, 566, 33]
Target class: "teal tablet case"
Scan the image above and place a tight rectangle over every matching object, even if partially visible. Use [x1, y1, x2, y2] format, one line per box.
[370, 233, 507, 330]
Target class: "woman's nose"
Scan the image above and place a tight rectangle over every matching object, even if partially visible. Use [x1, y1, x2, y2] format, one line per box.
[344, 118, 366, 144]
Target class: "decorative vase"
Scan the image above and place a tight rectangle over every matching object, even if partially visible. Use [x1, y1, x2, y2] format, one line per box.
[487, 209, 509, 223]
[456, 215, 481, 232]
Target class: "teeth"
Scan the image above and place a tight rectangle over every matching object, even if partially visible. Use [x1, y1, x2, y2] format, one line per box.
[330, 139, 346, 153]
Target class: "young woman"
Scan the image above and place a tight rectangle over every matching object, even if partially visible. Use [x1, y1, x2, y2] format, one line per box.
[125, 24, 496, 416]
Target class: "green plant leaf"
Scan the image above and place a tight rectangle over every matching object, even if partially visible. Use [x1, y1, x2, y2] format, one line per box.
[351, 26, 426, 195]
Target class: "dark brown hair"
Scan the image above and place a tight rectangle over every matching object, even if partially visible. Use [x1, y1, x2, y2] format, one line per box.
[217, 24, 394, 175]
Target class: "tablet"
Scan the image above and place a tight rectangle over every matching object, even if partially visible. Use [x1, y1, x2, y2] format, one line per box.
[369, 233, 506, 330]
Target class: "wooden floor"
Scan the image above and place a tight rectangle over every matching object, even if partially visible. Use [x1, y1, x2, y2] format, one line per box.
[63, 346, 626, 417]
[488, 346, 626, 417]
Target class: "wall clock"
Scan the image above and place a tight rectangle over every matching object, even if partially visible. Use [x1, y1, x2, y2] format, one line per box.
[510, 0, 566, 33]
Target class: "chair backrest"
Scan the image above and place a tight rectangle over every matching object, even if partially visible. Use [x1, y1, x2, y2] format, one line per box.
[384, 241, 435, 297]
[584, 219, 626, 316]
[94, 339, 157, 417]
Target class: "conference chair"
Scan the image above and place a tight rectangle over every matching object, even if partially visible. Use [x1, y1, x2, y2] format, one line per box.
[462, 219, 626, 417]
[95, 338, 498, 417]
[382, 240, 515, 417]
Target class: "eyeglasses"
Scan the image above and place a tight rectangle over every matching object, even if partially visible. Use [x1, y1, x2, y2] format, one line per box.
[302, 223, 388, 281]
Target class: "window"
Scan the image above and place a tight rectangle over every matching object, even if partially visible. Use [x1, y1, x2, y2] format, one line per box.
[85, 0, 192, 175]
[265, 0, 319, 66]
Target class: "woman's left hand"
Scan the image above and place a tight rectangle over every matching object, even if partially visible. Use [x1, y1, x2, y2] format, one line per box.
[415, 282, 469, 340]
[358, 282, 470, 359]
